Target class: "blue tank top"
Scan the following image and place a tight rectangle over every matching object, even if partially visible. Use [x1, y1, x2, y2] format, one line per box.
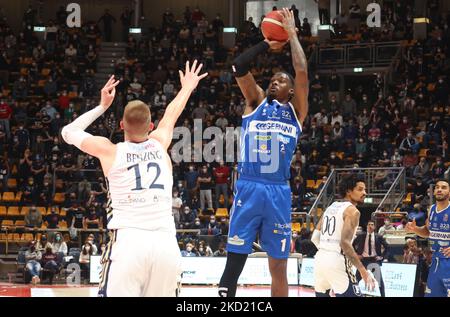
[238, 98, 302, 183]
[428, 203, 450, 258]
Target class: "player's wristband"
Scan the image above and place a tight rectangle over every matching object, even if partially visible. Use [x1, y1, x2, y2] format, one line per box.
[231, 41, 269, 77]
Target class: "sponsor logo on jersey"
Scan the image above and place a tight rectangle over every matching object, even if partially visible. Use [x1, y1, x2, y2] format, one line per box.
[236, 200, 242, 207]
[277, 135, 290, 145]
[274, 223, 291, 230]
[228, 235, 245, 246]
[444, 214, 448, 222]
[429, 231, 450, 240]
[252, 143, 271, 154]
[282, 110, 292, 120]
[440, 223, 449, 230]
[273, 230, 291, 236]
[118, 196, 147, 205]
[353, 285, 362, 297]
[262, 109, 267, 116]
[248, 120, 298, 138]
[254, 135, 272, 141]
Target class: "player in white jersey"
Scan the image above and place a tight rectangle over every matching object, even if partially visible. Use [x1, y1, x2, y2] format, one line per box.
[61, 61, 207, 296]
[311, 175, 376, 297]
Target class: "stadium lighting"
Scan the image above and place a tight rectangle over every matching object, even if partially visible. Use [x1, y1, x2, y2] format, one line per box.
[129, 28, 142, 34]
[223, 27, 237, 33]
[414, 18, 429, 24]
[354, 68, 363, 73]
[33, 26, 46, 32]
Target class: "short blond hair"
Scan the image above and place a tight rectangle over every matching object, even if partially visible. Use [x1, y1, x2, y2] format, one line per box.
[123, 100, 151, 135]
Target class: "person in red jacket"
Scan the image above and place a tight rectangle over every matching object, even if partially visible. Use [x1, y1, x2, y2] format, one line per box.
[0, 97, 12, 139]
[213, 160, 230, 209]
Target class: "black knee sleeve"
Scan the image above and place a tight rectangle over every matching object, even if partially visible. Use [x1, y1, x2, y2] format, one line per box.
[218, 252, 248, 297]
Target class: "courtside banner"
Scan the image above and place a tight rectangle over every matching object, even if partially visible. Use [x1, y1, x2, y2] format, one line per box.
[180, 257, 299, 285]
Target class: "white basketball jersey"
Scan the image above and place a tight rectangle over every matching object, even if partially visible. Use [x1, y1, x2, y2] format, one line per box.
[106, 138, 175, 233]
[319, 201, 354, 253]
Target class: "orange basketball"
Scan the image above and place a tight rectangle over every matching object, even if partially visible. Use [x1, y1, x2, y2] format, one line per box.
[261, 11, 289, 42]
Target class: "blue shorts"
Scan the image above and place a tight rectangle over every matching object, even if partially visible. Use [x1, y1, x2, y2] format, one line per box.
[425, 257, 450, 297]
[227, 176, 292, 259]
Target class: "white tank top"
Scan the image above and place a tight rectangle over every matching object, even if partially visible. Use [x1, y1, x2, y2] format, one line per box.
[105, 138, 175, 233]
[319, 201, 354, 253]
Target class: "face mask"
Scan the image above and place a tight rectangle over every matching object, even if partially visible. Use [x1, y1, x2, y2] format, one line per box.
[186, 246, 192, 252]
[292, 233, 298, 239]
[331, 155, 336, 159]
[199, 247, 204, 252]
[184, 210, 190, 214]
[210, 220, 215, 224]
[189, 166, 194, 171]
[56, 236, 61, 241]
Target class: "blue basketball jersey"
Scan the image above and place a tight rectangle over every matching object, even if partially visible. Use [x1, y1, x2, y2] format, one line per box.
[238, 98, 302, 182]
[428, 203, 450, 258]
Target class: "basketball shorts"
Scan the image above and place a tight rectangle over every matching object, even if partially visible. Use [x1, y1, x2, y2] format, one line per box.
[98, 228, 182, 297]
[425, 257, 450, 297]
[314, 249, 362, 297]
[227, 176, 292, 259]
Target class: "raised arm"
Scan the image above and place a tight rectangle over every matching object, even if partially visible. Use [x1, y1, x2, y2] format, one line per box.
[281, 8, 309, 125]
[61, 76, 119, 169]
[340, 205, 375, 291]
[232, 39, 286, 114]
[150, 60, 207, 150]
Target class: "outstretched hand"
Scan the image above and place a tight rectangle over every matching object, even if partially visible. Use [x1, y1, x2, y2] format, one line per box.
[100, 75, 120, 110]
[179, 60, 208, 92]
[279, 8, 297, 35]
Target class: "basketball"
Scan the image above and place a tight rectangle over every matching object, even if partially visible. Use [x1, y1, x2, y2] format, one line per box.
[261, 11, 289, 42]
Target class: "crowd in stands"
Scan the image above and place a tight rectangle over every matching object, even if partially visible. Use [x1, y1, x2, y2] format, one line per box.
[0, 3, 448, 287]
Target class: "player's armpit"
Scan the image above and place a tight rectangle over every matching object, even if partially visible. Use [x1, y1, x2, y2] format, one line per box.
[149, 127, 172, 151]
[80, 136, 116, 159]
[236, 73, 266, 114]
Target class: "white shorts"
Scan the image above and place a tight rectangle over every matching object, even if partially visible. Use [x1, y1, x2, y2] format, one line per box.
[98, 228, 182, 297]
[314, 249, 358, 295]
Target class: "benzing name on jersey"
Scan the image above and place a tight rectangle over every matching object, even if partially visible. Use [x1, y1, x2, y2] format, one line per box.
[248, 120, 297, 138]
[429, 231, 450, 240]
[126, 151, 162, 163]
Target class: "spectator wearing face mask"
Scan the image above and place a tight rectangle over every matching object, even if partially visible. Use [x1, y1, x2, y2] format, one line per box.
[179, 206, 196, 229]
[21, 176, 39, 206]
[181, 242, 197, 257]
[378, 218, 396, 236]
[51, 232, 68, 255]
[213, 160, 230, 209]
[41, 245, 59, 284]
[79, 242, 93, 281]
[85, 234, 98, 255]
[198, 165, 213, 213]
[172, 189, 183, 228]
[25, 240, 42, 285]
[46, 206, 60, 229]
[213, 242, 227, 257]
[184, 164, 199, 207]
[218, 217, 229, 236]
[24, 204, 42, 229]
[202, 215, 221, 236]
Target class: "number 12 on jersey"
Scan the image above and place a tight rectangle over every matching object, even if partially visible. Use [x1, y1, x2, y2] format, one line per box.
[128, 162, 164, 191]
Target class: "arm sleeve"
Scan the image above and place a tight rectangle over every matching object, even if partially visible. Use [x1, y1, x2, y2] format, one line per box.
[61, 105, 105, 149]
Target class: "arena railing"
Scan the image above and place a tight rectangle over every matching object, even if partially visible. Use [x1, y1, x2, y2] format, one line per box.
[307, 167, 405, 228]
[373, 167, 406, 220]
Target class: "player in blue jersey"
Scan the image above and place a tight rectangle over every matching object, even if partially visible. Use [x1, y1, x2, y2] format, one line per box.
[406, 179, 450, 297]
[218, 8, 308, 297]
